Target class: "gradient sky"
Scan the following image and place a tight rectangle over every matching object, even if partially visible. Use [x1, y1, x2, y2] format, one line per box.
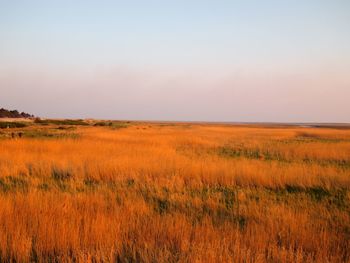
[1, 0, 349, 122]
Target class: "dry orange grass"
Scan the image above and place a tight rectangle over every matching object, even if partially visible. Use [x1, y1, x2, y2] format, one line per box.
[0, 123, 349, 262]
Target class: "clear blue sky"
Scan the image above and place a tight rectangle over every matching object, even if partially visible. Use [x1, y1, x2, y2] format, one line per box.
[1, 0, 349, 122]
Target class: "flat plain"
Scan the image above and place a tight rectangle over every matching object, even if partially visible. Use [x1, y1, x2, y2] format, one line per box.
[0, 120, 349, 262]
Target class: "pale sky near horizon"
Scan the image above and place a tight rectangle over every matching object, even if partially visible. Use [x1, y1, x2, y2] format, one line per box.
[1, 1, 349, 122]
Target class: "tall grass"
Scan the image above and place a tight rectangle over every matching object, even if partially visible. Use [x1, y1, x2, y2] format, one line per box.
[0, 124, 349, 262]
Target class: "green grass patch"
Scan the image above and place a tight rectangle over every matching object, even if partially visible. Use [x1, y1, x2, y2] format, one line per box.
[22, 130, 80, 139]
[0, 122, 28, 129]
[34, 119, 89, 126]
[93, 121, 114, 127]
[94, 121, 129, 129]
[218, 146, 264, 160]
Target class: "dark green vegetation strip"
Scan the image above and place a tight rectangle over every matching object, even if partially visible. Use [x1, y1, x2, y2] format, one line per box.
[93, 121, 130, 129]
[268, 185, 349, 209]
[34, 119, 89, 126]
[0, 122, 27, 129]
[219, 146, 266, 160]
[22, 130, 80, 139]
[0, 129, 79, 140]
[280, 133, 350, 143]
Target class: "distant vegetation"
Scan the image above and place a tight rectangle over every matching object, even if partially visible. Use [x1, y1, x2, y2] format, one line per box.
[34, 118, 89, 126]
[94, 121, 129, 129]
[0, 108, 34, 118]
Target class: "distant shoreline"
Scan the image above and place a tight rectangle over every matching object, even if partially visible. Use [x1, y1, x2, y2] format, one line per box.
[1, 117, 349, 129]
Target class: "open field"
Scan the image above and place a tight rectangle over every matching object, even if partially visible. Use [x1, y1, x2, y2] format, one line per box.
[0, 121, 349, 262]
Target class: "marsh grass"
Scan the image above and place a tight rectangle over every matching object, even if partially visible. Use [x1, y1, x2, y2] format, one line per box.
[218, 144, 350, 170]
[0, 124, 349, 262]
[34, 118, 89, 126]
[22, 129, 80, 139]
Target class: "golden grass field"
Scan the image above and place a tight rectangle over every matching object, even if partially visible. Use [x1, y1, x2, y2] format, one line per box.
[0, 121, 349, 262]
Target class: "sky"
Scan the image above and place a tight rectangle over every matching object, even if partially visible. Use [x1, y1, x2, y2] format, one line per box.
[0, 0, 349, 122]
